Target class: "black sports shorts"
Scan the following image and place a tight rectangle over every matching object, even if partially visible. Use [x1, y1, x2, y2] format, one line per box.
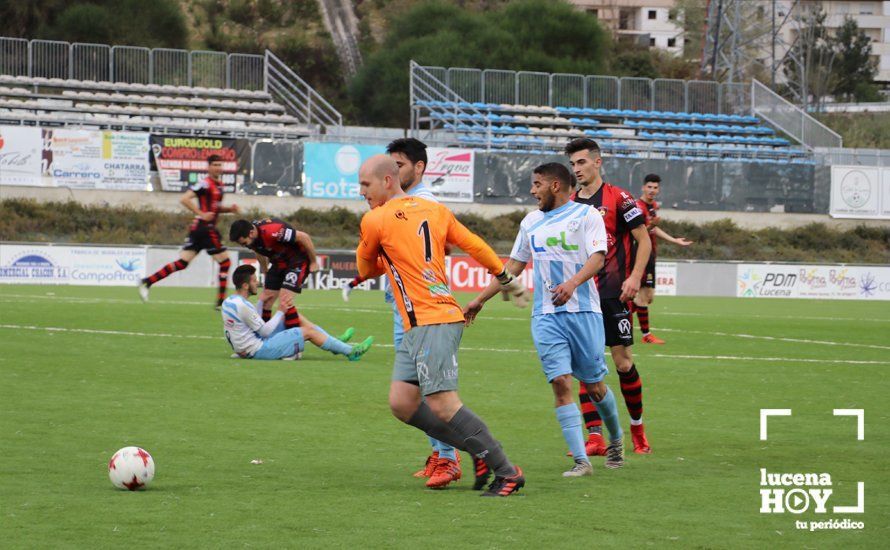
[264, 262, 309, 293]
[601, 297, 634, 348]
[641, 254, 656, 289]
[183, 225, 226, 255]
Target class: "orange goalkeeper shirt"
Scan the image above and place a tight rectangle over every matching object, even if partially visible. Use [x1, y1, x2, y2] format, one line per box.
[357, 195, 504, 330]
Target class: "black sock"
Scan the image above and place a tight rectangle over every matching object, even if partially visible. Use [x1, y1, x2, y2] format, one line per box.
[405, 402, 468, 452]
[447, 407, 515, 477]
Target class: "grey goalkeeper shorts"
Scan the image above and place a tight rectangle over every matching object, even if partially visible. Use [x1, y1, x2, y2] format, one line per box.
[392, 322, 463, 396]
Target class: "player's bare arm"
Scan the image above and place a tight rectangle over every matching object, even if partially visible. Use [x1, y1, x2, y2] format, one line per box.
[463, 259, 527, 325]
[180, 190, 214, 222]
[446, 215, 529, 307]
[256, 254, 270, 275]
[653, 226, 693, 246]
[295, 231, 319, 272]
[551, 251, 605, 307]
[621, 224, 652, 302]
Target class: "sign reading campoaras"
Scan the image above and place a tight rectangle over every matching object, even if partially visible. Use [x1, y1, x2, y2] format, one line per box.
[0, 245, 146, 286]
[829, 165, 890, 219]
[41, 129, 150, 190]
[422, 148, 475, 203]
[0, 126, 43, 186]
[737, 264, 890, 300]
[302, 142, 385, 199]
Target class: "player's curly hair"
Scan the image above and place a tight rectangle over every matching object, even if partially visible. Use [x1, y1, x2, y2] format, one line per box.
[232, 264, 256, 289]
[533, 162, 573, 190]
[644, 173, 661, 184]
[229, 219, 254, 241]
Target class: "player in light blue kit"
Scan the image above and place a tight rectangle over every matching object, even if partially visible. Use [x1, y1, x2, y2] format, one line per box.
[342, 139, 480, 488]
[464, 162, 625, 476]
[222, 264, 373, 361]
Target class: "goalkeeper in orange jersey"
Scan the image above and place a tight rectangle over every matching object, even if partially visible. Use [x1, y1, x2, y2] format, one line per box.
[355, 155, 529, 497]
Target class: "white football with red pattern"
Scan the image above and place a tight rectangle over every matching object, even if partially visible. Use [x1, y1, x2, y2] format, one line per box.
[108, 446, 155, 490]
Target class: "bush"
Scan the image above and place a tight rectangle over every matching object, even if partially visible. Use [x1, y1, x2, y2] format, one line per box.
[2, 199, 888, 264]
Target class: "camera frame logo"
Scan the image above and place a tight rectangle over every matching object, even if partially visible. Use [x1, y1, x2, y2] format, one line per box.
[759, 409, 865, 532]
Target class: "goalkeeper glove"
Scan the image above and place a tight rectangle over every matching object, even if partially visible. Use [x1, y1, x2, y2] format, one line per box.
[496, 270, 529, 308]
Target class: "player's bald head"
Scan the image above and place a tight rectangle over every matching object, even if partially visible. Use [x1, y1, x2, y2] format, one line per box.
[359, 155, 403, 208]
[361, 155, 400, 182]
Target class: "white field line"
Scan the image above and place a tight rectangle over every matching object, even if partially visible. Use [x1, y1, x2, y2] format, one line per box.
[1, 293, 888, 351]
[648, 353, 890, 366]
[0, 324, 888, 365]
[652, 327, 890, 351]
[0, 292, 887, 323]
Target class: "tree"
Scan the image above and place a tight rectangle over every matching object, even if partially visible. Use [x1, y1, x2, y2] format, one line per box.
[782, 5, 836, 110]
[831, 16, 879, 102]
[350, 0, 610, 127]
[670, 0, 706, 60]
[0, 0, 187, 49]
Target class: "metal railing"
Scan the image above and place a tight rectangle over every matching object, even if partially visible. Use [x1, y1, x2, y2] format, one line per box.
[752, 79, 842, 149]
[265, 50, 342, 128]
[813, 148, 890, 167]
[414, 63, 750, 114]
[0, 35, 343, 129]
[0, 37, 268, 89]
[409, 61, 490, 142]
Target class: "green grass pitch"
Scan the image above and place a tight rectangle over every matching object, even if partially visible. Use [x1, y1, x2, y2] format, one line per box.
[0, 285, 887, 548]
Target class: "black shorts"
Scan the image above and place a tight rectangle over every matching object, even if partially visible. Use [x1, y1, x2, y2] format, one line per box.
[602, 297, 634, 348]
[183, 225, 226, 255]
[265, 263, 309, 293]
[642, 254, 656, 288]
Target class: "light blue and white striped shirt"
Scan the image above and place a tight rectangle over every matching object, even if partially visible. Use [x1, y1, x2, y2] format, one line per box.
[510, 201, 607, 317]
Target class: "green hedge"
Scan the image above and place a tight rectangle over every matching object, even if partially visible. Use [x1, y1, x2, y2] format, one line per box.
[2, 199, 888, 264]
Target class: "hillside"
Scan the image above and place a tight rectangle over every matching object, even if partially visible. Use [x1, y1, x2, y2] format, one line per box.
[816, 112, 890, 149]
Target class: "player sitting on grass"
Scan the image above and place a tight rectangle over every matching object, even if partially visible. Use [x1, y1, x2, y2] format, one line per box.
[229, 218, 318, 330]
[221, 264, 372, 361]
[464, 163, 625, 475]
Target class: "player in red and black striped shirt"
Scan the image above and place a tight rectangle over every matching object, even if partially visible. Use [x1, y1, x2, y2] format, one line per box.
[139, 155, 239, 308]
[229, 217, 318, 329]
[566, 138, 653, 455]
[633, 174, 693, 344]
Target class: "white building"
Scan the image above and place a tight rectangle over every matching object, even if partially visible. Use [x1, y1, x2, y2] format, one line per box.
[570, 1, 890, 83]
[815, 1, 890, 83]
[570, 0, 685, 55]
[749, 0, 890, 84]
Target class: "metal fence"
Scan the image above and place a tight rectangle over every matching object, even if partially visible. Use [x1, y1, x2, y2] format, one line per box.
[0, 35, 344, 127]
[814, 148, 890, 167]
[415, 63, 749, 114]
[0, 36, 265, 90]
[752, 79, 842, 149]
